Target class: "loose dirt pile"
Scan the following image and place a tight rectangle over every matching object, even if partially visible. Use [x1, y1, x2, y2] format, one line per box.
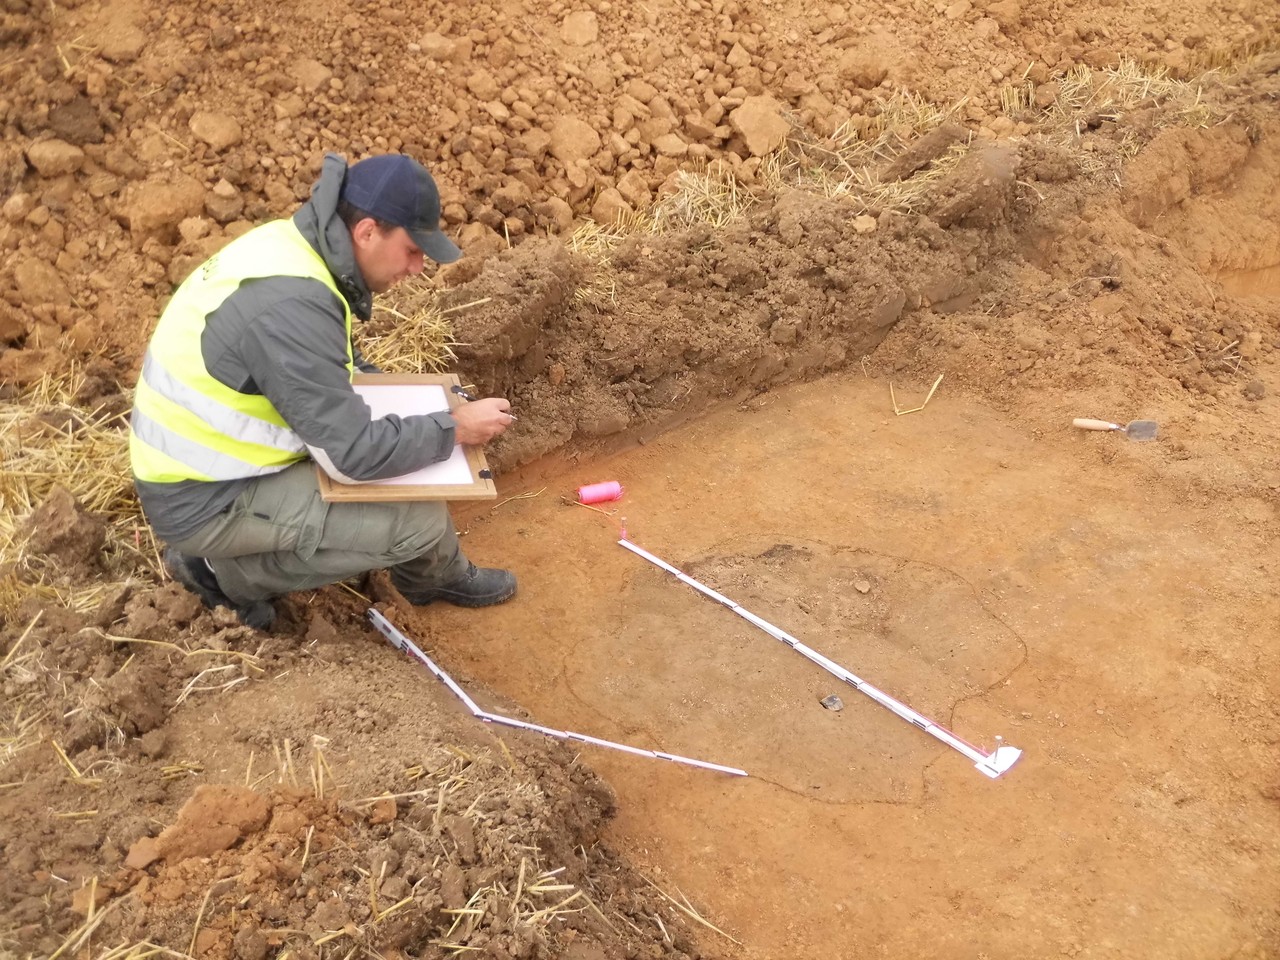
[2, 0, 1280, 957]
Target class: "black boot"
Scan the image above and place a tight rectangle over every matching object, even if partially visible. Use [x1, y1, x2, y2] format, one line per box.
[164, 548, 276, 630]
[402, 562, 517, 608]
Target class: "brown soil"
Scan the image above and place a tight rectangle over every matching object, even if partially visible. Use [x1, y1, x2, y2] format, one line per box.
[3, 0, 1280, 958]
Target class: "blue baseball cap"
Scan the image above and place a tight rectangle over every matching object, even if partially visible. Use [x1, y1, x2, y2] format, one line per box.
[340, 154, 462, 264]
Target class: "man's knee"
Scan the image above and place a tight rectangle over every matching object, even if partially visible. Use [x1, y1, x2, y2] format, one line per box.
[387, 502, 456, 564]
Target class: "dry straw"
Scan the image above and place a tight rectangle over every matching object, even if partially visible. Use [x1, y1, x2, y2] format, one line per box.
[570, 87, 974, 275]
[0, 366, 155, 616]
[994, 55, 1243, 182]
[640, 872, 741, 945]
[568, 157, 761, 261]
[0, 612, 50, 767]
[358, 275, 464, 373]
[765, 89, 969, 211]
[999, 55, 1231, 128]
[32, 741, 665, 956]
[341, 749, 611, 955]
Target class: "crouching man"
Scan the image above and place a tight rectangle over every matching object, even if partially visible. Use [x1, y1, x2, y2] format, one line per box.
[129, 153, 516, 628]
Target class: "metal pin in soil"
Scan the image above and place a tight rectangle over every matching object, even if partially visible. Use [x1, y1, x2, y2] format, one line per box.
[618, 539, 1023, 779]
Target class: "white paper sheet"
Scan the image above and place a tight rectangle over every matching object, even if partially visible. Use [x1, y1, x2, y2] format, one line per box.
[353, 383, 474, 486]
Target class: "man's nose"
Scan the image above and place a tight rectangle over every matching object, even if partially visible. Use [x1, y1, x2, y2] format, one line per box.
[410, 252, 426, 274]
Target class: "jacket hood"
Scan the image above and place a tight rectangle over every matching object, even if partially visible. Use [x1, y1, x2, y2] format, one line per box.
[293, 153, 374, 321]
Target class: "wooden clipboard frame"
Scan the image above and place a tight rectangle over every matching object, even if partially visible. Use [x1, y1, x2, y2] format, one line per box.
[317, 373, 497, 503]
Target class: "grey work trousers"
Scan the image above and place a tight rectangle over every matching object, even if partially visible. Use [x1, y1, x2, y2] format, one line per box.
[170, 462, 467, 604]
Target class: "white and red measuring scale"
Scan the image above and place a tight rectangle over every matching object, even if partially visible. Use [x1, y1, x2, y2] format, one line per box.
[374, 475, 1022, 781]
[368, 608, 747, 777]
[617, 538, 1023, 780]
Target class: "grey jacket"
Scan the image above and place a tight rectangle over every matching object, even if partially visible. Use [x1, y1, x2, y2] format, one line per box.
[134, 153, 455, 542]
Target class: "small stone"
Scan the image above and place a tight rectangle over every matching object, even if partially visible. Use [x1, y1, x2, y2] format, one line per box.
[188, 112, 243, 152]
[820, 694, 844, 711]
[457, 221, 506, 258]
[683, 113, 717, 141]
[483, 100, 511, 123]
[491, 179, 533, 214]
[838, 48, 889, 88]
[369, 798, 397, 825]
[1243, 380, 1265, 401]
[100, 25, 146, 63]
[591, 187, 632, 224]
[178, 217, 213, 243]
[726, 43, 752, 68]
[26, 139, 86, 177]
[124, 836, 160, 870]
[615, 169, 652, 208]
[974, 17, 1001, 39]
[653, 133, 688, 157]
[561, 10, 599, 45]
[419, 32, 457, 60]
[519, 127, 552, 160]
[72, 883, 110, 916]
[205, 180, 244, 223]
[854, 579, 871, 593]
[853, 215, 877, 235]
[2, 193, 34, 223]
[15, 259, 71, 307]
[289, 58, 333, 93]
[626, 78, 658, 102]
[549, 116, 602, 164]
[534, 196, 574, 233]
[466, 70, 500, 101]
[273, 95, 306, 121]
[728, 95, 789, 157]
[990, 115, 1015, 135]
[123, 175, 206, 238]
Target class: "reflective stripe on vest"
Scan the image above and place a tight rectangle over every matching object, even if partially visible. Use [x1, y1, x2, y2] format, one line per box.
[130, 219, 354, 484]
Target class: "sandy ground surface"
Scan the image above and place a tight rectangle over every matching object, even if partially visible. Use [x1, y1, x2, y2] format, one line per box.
[2, 0, 1280, 957]
[445, 376, 1280, 958]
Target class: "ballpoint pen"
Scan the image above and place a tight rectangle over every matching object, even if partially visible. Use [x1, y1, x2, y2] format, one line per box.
[451, 384, 517, 420]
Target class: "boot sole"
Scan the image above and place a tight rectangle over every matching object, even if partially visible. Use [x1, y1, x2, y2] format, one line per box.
[409, 583, 518, 608]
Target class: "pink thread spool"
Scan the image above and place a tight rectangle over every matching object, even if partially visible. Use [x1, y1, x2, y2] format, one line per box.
[578, 480, 623, 504]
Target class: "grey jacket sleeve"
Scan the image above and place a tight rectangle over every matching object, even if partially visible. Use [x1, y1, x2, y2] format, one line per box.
[352, 342, 381, 374]
[221, 279, 455, 482]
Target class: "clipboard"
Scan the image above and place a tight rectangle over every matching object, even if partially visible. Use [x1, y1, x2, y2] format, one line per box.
[317, 373, 498, 503]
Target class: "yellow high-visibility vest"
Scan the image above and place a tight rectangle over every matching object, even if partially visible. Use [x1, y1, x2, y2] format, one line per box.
[130, 219, 354, 484]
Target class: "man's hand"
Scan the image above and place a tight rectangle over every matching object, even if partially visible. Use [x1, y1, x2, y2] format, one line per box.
[451, 397, 514, 446]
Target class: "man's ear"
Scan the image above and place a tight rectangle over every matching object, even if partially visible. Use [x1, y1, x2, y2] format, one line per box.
[349, 217, 382, 248]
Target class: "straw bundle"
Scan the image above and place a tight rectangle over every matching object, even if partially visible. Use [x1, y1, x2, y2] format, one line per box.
[568, 163, 764, 268]
[359, 275, 460, 373]
[1050, 58, 1219, 127]
[758, 90, 971, 212]
[990, 55, 1237, 182]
